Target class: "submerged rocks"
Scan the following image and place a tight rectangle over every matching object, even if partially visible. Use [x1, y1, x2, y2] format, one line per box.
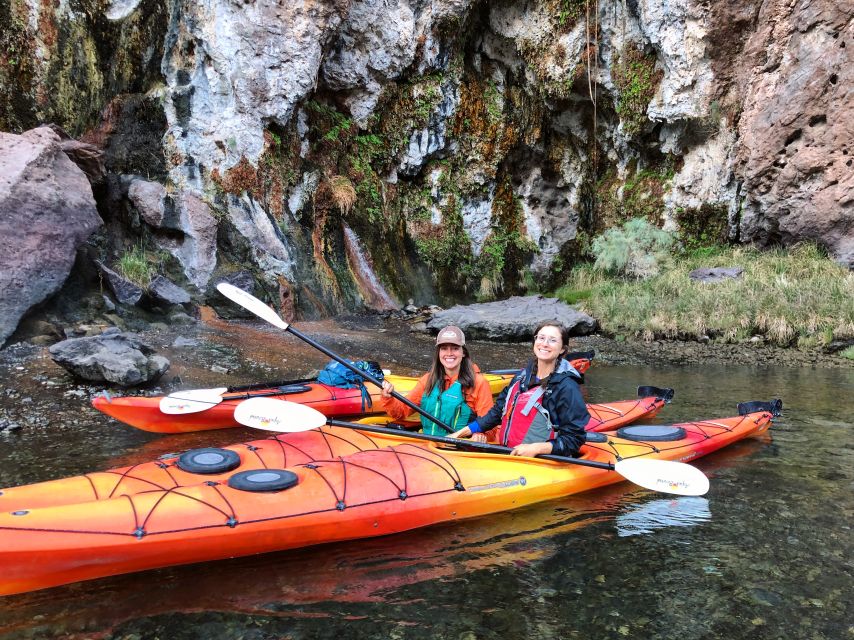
[426, 296, 597, 341]
[48, 331, 169, 386]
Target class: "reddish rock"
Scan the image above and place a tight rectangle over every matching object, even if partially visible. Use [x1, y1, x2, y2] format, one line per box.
[734, 1, 853, 266]
[0, 127, 103, 346]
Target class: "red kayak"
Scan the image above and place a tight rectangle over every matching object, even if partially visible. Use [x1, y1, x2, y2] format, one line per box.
[92, 354, 598, 434]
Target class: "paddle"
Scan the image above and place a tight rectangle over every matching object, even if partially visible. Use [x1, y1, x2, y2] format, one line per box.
[160, 377, 316, 415]
[234, 397, 711, 496]
[216, 282, 457, 434]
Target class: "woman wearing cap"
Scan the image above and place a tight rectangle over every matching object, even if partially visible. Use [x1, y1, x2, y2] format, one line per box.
[379, 326, 494, 439]
[449, 321, 589, 458]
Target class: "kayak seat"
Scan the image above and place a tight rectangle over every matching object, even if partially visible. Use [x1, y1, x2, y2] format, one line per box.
[228, 469, 299, 492]
[636, 386, 675, 402]
[277, 385, 312, 394]
[737, 399, 783, 417]
[176, 448, 241, 474]
[616, 425, 687, 442]
[585, 431, 608, 443]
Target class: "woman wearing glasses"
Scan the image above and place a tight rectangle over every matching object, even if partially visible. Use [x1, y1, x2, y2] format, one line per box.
[449, 321, 589, 457]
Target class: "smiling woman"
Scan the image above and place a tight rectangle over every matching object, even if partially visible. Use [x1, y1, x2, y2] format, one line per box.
[379, 326, 494, 438]
[450, 321, 590, 458]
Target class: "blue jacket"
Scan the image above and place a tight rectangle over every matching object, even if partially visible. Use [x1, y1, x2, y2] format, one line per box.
[472, 358, 589, 456]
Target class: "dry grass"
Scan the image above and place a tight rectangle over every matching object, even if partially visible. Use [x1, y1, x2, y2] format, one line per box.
[555, 244, 854, 347]
[327, 175, 357, 214]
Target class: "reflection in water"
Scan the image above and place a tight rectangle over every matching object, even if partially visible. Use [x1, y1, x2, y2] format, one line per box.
[615, 497, 711, 537]
[0, 498, 618, 637]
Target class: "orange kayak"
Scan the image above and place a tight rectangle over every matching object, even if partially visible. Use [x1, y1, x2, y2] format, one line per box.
[90, 355, 594, 434]
[0, 400, 779, 595]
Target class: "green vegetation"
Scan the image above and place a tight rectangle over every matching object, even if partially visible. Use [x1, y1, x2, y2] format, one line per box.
[591, 217, 675, 278]
[612, 45, 662, 137]
[841, 346, 854, 361]
[556, 0, 586, 27]
[596, 164, 674, 231]
[117, 245, 155, 288]
[555, 243, 854, 347]
[675, 203, 729, 250]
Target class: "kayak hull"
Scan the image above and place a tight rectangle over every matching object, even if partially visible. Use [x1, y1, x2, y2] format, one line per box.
[0, 406, 775, 596]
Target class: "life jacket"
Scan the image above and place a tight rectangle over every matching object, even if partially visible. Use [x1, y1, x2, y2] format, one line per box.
[420, 380, 473, 436]
[497, 376, 554, 447]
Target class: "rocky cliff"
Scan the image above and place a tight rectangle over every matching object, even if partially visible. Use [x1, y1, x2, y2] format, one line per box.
[2, 0, 851, 327]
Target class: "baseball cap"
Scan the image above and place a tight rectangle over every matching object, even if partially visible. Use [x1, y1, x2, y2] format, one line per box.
[436, 325, 465, 347]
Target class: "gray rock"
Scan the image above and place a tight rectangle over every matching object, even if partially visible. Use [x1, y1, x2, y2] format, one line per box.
[0, 127, 102, 347]
[168, 311, 196, 325]
[95, 260, 145, 305]
[127, 178, 167, 228]
[149, 275, 191, 305]
[48, 333, 170, 386]
[689, 267, 744, 283]
[155, 191, 218, 290]
[426, 295, 597, 341]
[209, 271, 259, 319]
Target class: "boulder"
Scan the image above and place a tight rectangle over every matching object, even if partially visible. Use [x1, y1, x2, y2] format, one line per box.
[48, 332, 170, 386]
[426, 295, 597, 341]
[209, 271, 260, 320]
[0, 127, 103, 347]
[149, 275, 191, 305]
[96, 260, 145, 306]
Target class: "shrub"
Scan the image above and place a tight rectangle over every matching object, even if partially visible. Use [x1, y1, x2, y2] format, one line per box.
[591, 217, 675, 279]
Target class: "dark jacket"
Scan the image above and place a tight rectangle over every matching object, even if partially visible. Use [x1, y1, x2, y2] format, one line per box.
[472, 358, 589, 456]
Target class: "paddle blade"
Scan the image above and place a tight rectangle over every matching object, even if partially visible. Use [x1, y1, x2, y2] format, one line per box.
[234, 398, 327, 432]
[614, 458, 710, 496]
[216, 282, 290, 331]
[159, 388, 228, 414]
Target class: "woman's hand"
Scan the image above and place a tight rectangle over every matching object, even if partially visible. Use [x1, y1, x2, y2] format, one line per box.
[510, 442, 553, 457]
[448, 427, 471, 439]
[448, 427, 486, 443]
[381, 380, 395, 398]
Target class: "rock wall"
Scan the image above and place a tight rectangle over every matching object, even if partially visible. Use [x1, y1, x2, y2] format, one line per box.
[2, 0, 850, 325]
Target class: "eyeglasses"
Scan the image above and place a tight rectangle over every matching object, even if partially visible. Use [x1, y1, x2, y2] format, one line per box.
[534, 334, 560, 346]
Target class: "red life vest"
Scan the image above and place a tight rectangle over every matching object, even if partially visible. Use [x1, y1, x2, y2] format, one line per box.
[497, 376, 555, 447]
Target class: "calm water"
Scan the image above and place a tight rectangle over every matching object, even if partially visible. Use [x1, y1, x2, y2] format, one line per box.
[0, 319, 851, 639]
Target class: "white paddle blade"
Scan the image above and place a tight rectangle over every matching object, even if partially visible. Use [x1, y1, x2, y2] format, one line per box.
[615, 458, 710, 496]
[234, 398, 327, 432]
[159, 388, 229, 414]
[216, 282, 290, 331]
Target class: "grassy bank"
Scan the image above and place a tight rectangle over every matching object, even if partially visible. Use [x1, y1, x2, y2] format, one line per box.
[554, 243, 854, 355]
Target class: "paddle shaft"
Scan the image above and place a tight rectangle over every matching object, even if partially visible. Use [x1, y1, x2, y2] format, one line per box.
[285, 325, 455, 434]
[325, 419, 615, 471]
[227, 377, 314, 393]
